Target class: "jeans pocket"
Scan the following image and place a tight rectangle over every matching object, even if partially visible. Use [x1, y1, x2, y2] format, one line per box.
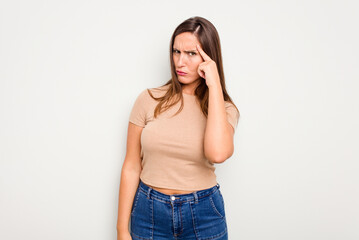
[191, 190, 227, 240]
[130, 190, 153, 239]
[209, 190, 226, 219]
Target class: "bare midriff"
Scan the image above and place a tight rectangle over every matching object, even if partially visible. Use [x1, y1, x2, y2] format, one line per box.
[144, 182, 195, 195]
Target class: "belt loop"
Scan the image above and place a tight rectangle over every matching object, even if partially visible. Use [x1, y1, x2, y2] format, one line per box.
[147, 187, 152, 199]
[193, 191, 198, 204]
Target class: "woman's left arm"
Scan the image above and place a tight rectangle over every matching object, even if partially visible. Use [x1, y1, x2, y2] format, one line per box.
[196, 44, 234, 164]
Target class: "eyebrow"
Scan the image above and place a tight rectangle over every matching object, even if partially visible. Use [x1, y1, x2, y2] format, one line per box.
[173, 48, 197, 53]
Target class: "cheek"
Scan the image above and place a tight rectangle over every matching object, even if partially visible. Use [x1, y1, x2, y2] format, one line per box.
[189, 59, 202, 71]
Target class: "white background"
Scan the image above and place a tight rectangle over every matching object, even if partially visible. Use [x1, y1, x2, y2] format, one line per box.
[1, 0, 358, 239]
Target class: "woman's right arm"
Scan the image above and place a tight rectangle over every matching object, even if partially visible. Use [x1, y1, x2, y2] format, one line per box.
[116, 122, 144, 239]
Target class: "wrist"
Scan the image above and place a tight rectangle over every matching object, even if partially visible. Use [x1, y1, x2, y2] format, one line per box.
[208, 81, 222, 92]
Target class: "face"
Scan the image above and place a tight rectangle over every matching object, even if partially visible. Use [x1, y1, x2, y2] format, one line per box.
[172, 32, 204, 88]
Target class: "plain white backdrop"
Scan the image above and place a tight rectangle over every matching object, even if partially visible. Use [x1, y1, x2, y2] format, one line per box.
[0, 0, 358, 239]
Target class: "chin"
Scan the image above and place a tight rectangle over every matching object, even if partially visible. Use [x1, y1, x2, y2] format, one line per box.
[178, 76, 196, 84]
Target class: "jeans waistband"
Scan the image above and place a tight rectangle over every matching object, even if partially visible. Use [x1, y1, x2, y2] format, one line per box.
[138, 180, 220, 203]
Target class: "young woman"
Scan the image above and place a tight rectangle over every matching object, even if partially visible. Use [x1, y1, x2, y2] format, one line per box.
[117, 16, 240, 240]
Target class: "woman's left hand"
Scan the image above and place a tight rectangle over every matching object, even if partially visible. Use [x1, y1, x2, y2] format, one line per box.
[196, 44, 221, 88]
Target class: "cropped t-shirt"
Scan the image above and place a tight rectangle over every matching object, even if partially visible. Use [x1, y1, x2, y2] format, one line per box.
[128, 85, 240, 191]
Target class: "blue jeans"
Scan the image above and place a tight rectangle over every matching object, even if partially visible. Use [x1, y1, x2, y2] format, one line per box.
[130, 180, 228, 240]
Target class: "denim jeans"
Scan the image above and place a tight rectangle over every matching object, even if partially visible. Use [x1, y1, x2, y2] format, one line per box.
[130, 180, 228, 240]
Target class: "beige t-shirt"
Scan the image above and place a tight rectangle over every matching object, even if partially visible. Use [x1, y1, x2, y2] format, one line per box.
[129, 85, 240, 191]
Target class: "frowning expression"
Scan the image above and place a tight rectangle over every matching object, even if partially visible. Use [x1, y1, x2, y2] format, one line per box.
[173, 32, 204, 85]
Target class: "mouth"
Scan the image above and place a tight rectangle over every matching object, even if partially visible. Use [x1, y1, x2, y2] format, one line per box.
[176, 70, 187, 76]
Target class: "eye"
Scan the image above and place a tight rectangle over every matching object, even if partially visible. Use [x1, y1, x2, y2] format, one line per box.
[189, 52, 196, 56]
[173, 49, 180, 54]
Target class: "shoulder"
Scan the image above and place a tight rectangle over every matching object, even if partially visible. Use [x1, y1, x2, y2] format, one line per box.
[133, 88, 150, 103]
[224, 101, 236, 110]
[134, 85, 168, 104]
[224, 101, 240, 117]
[147, 84, 170, 98]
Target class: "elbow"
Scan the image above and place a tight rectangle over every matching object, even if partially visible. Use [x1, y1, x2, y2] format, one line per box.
[205, 148, 234, 164]
[208, 156, 226, 164]
[121, 157, 142, 174]
[204, 139, 235, 164]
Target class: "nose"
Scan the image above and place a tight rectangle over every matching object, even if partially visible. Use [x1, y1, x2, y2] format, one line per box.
[176, 53, 186, 67]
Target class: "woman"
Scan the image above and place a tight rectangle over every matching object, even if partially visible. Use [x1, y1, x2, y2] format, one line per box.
[117, 16, 240, 240]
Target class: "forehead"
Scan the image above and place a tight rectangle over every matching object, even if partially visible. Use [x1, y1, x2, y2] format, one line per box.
[173, 32, 200, 49]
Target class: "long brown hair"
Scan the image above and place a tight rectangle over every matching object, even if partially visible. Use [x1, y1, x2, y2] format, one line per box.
[148, 16, 239, 118]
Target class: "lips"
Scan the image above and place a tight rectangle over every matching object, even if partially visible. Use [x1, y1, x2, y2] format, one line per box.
[176, 70, 187, 76]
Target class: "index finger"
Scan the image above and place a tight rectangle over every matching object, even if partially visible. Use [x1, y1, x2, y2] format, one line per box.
[196, 44, 211, 61]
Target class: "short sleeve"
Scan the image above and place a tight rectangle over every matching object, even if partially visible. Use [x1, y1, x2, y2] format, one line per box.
[129, 89, 149, 127]
[224, 101, 240, 133]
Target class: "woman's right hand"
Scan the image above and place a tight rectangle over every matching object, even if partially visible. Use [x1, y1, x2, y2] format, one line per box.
[117, 231, 132, 240]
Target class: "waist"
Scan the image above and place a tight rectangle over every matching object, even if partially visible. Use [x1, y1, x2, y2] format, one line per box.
[143, 183, 195, 195]
[138, 179, 220, 203]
